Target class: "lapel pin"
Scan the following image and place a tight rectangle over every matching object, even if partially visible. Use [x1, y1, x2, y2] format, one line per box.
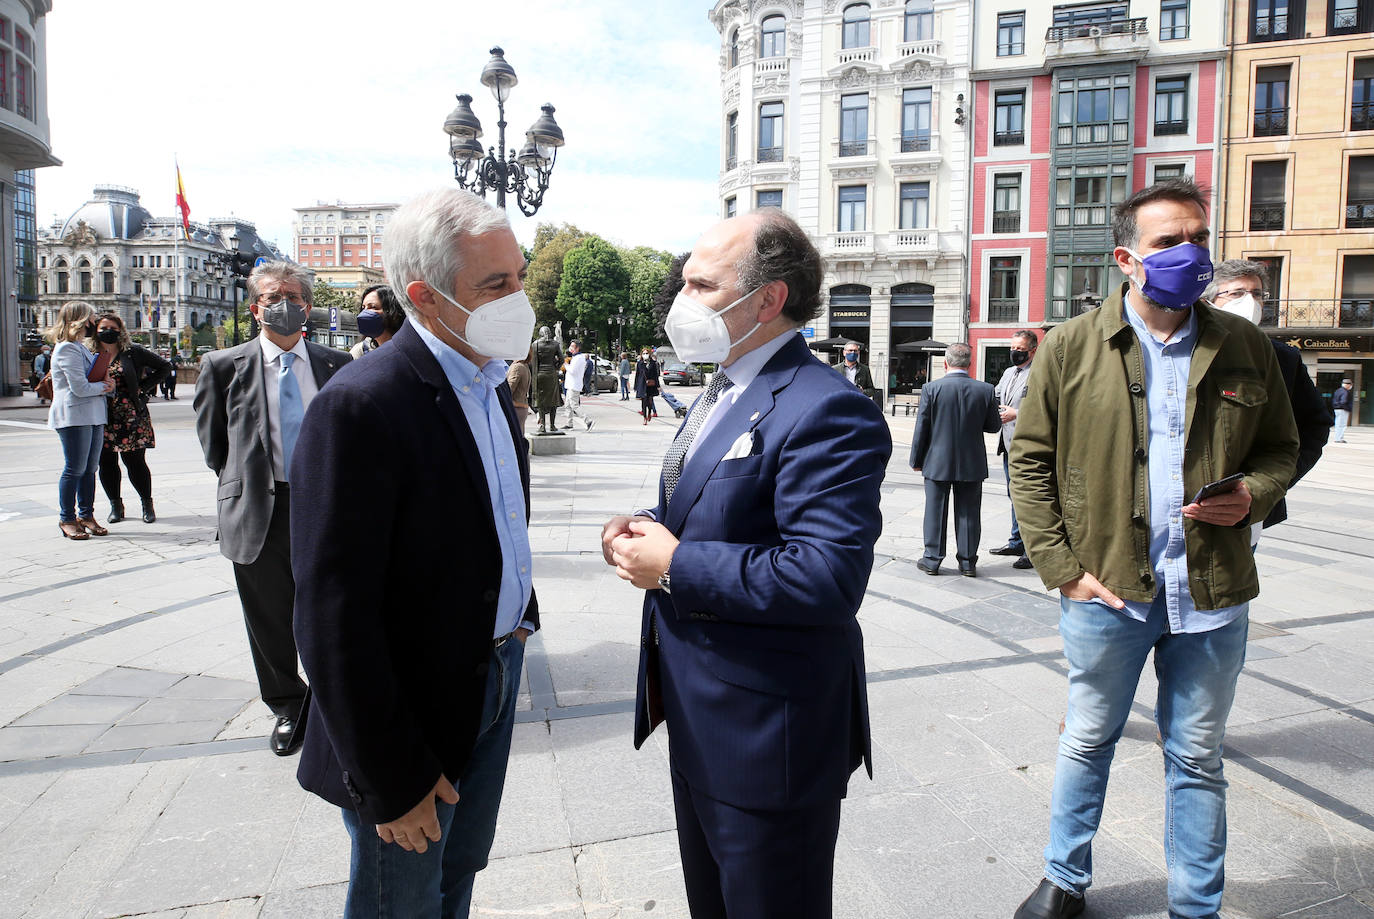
[749, 411, 759, 422]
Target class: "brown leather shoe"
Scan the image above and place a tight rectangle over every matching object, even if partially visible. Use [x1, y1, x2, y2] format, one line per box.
[59, 521, 89, 540]
[77, 518, 108, 536]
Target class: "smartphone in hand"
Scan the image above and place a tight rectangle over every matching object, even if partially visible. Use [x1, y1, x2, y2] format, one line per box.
[1191, 472, 1244, 504]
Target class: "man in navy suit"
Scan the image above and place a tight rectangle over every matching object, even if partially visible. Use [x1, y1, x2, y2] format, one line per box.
[602, 210, 891, 918]
[289, 189, 538, 918]
[909, 343, 1001, 577]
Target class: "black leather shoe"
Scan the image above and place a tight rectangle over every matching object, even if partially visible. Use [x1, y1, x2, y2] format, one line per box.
[917, 560, 940, 576]
[989, 544, 1023, 556]
[1014, 879, 1085, 919]
[107, 500, 124, 524]
[141, 500, 156, 524]
[270, 710, 306, 756]
[960, 564, 977, 577]
[1013, 556, 1034, 570]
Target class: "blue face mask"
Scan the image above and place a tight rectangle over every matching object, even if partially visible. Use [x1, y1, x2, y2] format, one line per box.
[844, 352, 858, 363]
[1124, 242, 1214, 311]
[356, 309, 387, 339]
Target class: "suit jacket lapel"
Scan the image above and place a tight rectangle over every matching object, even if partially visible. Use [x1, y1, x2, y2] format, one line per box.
[306, 341, 342, 390]
[234, 343, 273, 465]
[663, 336, 806, 533]
[394, 324, 496, 531]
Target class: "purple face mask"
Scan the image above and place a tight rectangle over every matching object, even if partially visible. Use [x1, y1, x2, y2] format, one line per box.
[356, 309, 387, 339]
[1125, 242, 1214, 311]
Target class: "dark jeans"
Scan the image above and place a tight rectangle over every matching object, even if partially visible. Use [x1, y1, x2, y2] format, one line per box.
[56, 424, 103, 522]
[620, 375, 630, 398]
[1002, 452, 1023, 553]
[341, 636, 525, 919]
[99, 447, 153, 505]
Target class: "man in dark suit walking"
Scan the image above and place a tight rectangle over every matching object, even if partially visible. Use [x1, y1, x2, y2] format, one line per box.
[909, 342, 1000, 577]
[193, 262, 349, 755]
[602, 209, 891, 919]
[289, 188, 539, 918]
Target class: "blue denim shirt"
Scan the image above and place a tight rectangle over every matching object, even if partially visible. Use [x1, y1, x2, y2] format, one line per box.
[414, 320, 534, 638]
[1120, 301, 1246, 634]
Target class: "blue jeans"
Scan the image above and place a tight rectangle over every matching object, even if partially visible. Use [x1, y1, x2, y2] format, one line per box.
[56, 424, 104, 522]
[341, 636, 525, 919]
[1333, 408, 1350, 442]
[1002, 452, 1023, 553]
[1046, 594, 1248, 919]
[620, 375, 630, 398]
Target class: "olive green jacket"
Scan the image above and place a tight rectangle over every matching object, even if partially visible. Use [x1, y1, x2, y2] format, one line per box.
[1009, 286, 1298, 609]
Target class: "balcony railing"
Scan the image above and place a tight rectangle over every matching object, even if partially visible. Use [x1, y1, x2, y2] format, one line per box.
[1046, 17, 1148, 41]
[1347, 198, 1374, 228]
[987, 299, 1020, 322]
[1252, 14, 1291, 39]
[1352, 102, 1374, 132]
[839, 140, 868, 157]
[725, 155, 737, 171]
[757, 145, 784, 163]
[1331, 8, 1360, 32]
[1154, 119, 1189, 136]
[994, 129, 1024, 146]
[889, 229, 934, 250]
[1260, 298, 1374, 329]
[1253, 107, 1289, 136]
[827, 232, 874, 254]
[997, 40, 1024, 55]
[755, 57, 788, 74]
[1249, 203, 1285, 231]
[837, 47, 875, 65]
[897, 39, 943, 58]
[992, 212, 1020, 233]
[1057, 122, 1131, 145]
[901, 132, 932, 152]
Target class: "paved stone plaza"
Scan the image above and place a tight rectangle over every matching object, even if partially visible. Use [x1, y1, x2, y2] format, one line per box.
[1, 386, 1372, 918]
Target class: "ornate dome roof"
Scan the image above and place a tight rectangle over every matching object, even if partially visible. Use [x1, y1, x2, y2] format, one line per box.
[58, 186, 152, 241]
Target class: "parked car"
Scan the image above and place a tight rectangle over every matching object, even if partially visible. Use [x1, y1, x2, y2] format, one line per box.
[662, 362, 703, 386]
[591, 357, 619, 393]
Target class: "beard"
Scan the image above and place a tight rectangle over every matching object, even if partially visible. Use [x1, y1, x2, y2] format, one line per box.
[1131, 276, 1191, 313]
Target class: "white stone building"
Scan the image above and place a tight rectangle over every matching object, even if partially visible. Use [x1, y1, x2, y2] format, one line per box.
[710, 0, 971, 395]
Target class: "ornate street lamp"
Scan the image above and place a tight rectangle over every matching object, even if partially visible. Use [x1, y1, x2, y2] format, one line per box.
[444, 47, 566, 216]
[206, 230, 252, 346]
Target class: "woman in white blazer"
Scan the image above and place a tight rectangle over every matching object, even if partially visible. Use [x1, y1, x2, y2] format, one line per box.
[47, 301, 115, 539]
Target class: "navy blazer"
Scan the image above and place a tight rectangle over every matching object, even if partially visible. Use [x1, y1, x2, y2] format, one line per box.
[908, 371, 1000, 482]
[1264, 340, 1331, 528]
[633, 333, 892, 811]
[289, 322, 538, 824]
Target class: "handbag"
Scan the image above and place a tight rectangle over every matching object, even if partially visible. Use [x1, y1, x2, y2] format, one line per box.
[34, 373, 52, 401]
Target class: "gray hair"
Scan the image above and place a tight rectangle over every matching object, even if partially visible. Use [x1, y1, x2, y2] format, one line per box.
[383, 188, 510, 318]
[1203, 259, 1269, 301]
[736, 208, 822, 324]
[247, 261, 315, 307]
[844, 340, 862, 350]
[1011, 329, 1038, 348]
[946, 342, 972, 369]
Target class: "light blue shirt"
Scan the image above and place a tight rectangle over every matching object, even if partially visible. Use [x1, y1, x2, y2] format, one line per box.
[413, 321, 535, 638]
[1121, 302, 1245, 634]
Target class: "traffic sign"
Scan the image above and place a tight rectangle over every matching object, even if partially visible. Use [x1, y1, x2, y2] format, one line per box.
[329, 306, 339, 331]
[801, 327, 815, 338]
[254, 256, 267, 267]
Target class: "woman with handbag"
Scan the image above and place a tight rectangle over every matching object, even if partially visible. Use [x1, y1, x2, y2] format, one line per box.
[633, 348, 661, 425]
[46, 301, 115, 540]
[93, 312, 171, 524]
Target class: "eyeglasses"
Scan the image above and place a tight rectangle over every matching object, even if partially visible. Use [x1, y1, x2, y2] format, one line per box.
[256, 292, 307, 306]
[1213, 288, 1265, 302]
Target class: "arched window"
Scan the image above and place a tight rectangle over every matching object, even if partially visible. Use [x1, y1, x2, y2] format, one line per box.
[905, 0, 934, 41]
[760, 14, 786, 58]
[133, 309, 141, 329]
[729, 28, 739, 67]
[190, 311, 199, 328]
[54, 257, 69, 294]
[101, 257, 115, 294]
[843, 3, 871, 49]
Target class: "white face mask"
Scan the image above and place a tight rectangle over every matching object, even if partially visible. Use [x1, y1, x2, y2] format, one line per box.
[429, 284, 536, 361]
[1214, 292, 1262, 325]
[664, 285, 763, 364]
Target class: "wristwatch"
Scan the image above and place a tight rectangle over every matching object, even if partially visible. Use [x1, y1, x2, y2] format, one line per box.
[657, 564, 671, 594]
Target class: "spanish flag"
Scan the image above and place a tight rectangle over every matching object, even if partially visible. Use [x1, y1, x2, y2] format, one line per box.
[175, 161, 191, 238]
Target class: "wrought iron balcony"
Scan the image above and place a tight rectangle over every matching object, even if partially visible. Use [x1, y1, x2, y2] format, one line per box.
[1253, 108, 1289, 136]
[1154, 119, 1188, 136]
[1248, 203, 1285, 231]
[1347, 198, 1374, 228]
[1352, 102, 1374, 132]
[987, 299, 1020, 322]
[1261, 298, 1374, 329]
[839, 140, 868, 157]
[992, 212, 1020, 233]
[757, 145, 784, 163]
[901, 132, 932, 153]
[1343, 298, 1374, 327]
[1045, 17, 1148, 41]
[993, 129, 1024, 147]
[1252, 14, 1292, 40]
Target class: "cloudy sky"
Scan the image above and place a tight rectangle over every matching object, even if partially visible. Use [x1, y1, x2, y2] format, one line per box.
[37, 0, 724, 255]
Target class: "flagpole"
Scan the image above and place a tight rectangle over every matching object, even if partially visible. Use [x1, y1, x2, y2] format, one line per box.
[173, 156, 181, 357]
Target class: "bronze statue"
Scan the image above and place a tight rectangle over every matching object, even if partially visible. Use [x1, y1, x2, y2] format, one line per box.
[531, 326, 564, 435]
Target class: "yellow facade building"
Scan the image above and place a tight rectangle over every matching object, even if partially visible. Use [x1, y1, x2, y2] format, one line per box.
[1219, 0, 1374, 424]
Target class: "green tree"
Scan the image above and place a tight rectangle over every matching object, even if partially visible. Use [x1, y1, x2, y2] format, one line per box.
[619, 245, 673, 349]
[312, 280, 356, 312]
[217, 295, 253, 347]
[652, 253, 690, 341]
[525, 222, 587, 331]
[556, 236, 629, 354]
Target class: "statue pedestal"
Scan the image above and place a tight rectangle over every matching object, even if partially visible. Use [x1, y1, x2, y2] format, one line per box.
[530, 433, 576, 456]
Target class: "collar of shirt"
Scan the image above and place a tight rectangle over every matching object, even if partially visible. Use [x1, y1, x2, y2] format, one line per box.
[258, 333, 312, 369]
[945, 369, 969, 377]
[1122, 298, 1198, 350]
[412, 318, 508, 397]
[718, 329, 799, 397]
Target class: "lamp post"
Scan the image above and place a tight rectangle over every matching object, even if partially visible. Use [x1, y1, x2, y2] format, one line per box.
[206, 230, 251, 346]
[443, 47, 566, 216]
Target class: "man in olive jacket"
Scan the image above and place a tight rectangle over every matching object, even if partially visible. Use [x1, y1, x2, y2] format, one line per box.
[1008, 180, 1298, 919]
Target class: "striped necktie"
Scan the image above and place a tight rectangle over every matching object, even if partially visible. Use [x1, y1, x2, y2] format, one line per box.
[662, 371, 732, 503]
[278, 351, 304, 479]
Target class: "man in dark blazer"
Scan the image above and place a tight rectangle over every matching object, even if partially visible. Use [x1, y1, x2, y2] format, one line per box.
[909, 342, 1001, 576]
[602, 210, 891, 919]
[290, 188, 539, 918]
[193, 262, 349, 755]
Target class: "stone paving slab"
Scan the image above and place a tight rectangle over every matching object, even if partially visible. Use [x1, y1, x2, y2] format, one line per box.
[1, 400, 1373, 917]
